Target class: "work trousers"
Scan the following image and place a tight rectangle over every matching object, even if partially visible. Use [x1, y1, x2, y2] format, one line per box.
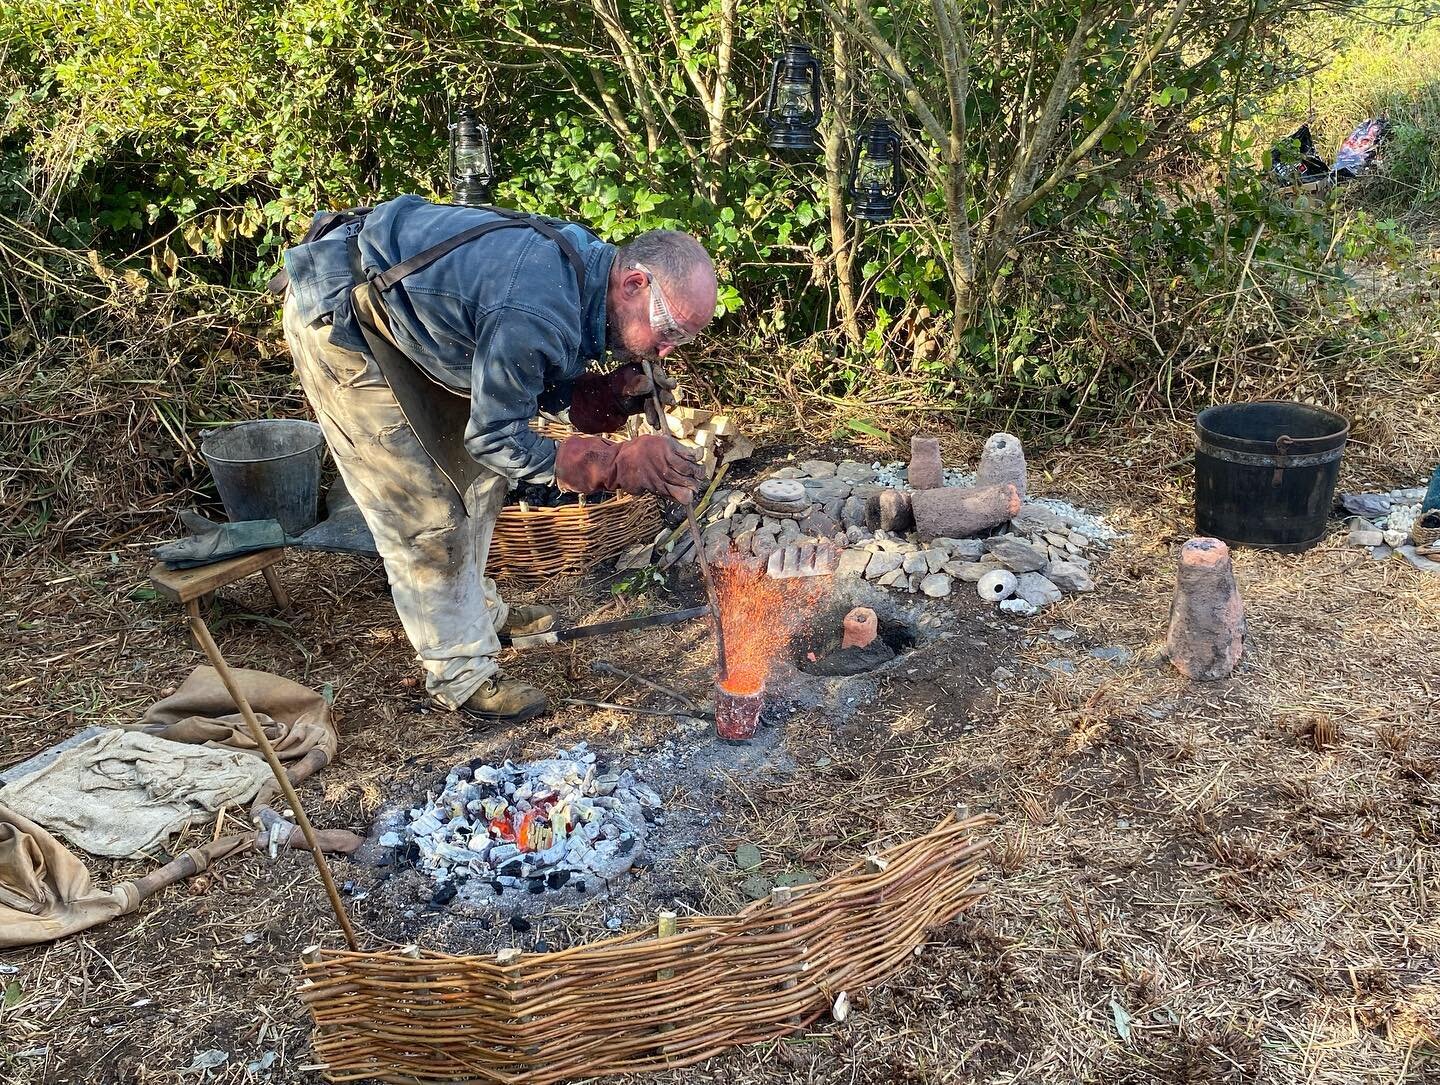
[283, 294, 510, 708]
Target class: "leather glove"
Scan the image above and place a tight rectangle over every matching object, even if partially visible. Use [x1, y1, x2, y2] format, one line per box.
[554, 434, 705, 504]
[567, 362, 678, 433]
[152, 510, 288, 568]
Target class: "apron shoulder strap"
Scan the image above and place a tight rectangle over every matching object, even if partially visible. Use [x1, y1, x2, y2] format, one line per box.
[367, 209, 590, 295]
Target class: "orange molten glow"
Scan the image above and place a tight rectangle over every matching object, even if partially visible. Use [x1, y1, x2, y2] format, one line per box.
[715, 554, 825, 693]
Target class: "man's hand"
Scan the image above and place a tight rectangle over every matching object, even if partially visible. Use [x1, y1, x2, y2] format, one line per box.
[566, 362, 679, 434]
[554, 434, 706, 504]
[610, 361, 678, 430]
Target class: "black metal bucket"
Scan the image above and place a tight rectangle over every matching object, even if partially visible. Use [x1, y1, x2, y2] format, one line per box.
[1194, 401, 1348, 553]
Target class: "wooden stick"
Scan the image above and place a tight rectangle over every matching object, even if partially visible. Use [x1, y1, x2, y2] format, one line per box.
[187, 614, 359, 951]
[641, 361, 729, 679]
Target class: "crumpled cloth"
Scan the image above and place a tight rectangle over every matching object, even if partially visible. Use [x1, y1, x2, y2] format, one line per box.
[0, 803, 260, 949]
[0, 731, 273, 859]
[129, 664, 337, 764]
[0, 803, 134, 947]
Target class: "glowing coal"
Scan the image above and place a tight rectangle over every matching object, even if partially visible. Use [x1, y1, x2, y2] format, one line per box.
[381, 744, 661, 900]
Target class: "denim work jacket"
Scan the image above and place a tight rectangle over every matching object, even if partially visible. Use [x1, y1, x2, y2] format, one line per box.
[283, 195, 615, 482]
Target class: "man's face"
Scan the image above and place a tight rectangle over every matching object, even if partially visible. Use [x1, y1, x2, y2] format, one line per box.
[609, 264, 716, 362]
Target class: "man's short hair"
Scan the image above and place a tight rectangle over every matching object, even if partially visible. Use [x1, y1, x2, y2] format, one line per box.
[616, 230, 712, 288]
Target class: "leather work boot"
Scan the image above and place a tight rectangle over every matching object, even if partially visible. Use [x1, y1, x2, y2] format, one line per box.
[499, 605, 557, 638]
[460, 675, 549, 722]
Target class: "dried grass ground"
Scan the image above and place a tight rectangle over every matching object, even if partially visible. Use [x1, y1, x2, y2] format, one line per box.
[2, 401, 1438, 1085]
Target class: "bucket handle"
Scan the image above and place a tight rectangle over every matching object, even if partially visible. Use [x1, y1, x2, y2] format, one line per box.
[1274, 431, 1344, 451]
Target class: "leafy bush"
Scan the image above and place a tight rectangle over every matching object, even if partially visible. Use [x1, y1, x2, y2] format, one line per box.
[0, 0, 1430, 430]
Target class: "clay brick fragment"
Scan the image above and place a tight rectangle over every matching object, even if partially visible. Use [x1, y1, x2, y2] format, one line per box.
[908, 436, 943, 491]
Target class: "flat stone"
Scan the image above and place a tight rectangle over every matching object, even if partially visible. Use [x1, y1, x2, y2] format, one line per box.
[1011, 505, 1068, 534]
[735, 843, 763, 871]
[801, 511, 841, 539]
[920, 573, 953, 598]
[865, 551, 904, 580]
[736, 513, 761, 534]
[741, 874, 772, 900]
[991, 666, 1015, 681]
[876, 567, 907, 587]
[800, 460, 837, 478]
[922, 548, 949, 573]
[802, 477, 852, 503]
[1049, 628, 1077, 642]
[845, 524, 869, 544]
[902, 551, 929, 576]
[774, 870, 819, 888]
[933, 538, 986, 560]
[1088, 646, 1133, 662]
[1043, 531, 1071, 548]
[1014, 572, 1063, 607]
[1397, 544, 1440, 574]
[836, 548, 872, 578]
[770, 467, 801, 479]
[1045, 561, 1095, 593]
[987, 538, 1049, 573]
[841, 496, 870, 529]
[1068, 532, 1091, 549]
[945, 561, 990, 582]
[999, 598, 1038, 616]
[836, 460, 873, 483]
[1043, 659, 1076, 675]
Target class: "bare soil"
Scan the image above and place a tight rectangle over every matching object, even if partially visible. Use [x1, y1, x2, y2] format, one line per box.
[2, 416, 1438, 1085]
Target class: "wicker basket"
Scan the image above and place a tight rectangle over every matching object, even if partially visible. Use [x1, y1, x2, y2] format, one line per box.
[484, 417, 659, 580]
[1412, 511, 1440, 550]
[488, 493, 660, 580]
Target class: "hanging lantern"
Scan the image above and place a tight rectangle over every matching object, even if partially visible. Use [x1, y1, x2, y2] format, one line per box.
[848, 118, 905, 223]
[449, 104, 495, 207]
[763, 42, 822, 153]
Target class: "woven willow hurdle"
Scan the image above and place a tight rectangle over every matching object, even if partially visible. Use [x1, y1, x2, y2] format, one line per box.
[299, 811, 995, 1084]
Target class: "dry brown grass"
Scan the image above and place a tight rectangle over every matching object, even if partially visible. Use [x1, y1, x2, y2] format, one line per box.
[3, 226, 1440, 1085]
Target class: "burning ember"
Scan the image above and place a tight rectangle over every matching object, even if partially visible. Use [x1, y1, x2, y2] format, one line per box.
[380, 744, 661, 899]
[715, 555, 825, 696]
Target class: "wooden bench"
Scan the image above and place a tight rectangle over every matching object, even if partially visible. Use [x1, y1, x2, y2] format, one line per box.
[148, 549, 290, 619]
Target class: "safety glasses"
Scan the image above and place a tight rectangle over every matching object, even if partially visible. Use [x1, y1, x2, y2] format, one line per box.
[632, 262, 696, 348]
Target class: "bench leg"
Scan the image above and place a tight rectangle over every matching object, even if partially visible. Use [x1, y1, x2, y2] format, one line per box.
[261, 565, 290, 611]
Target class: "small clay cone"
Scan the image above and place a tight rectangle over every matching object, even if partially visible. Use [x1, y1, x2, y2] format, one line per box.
[976, 433, 1027, 498]
[908, 436, 943, 491]
[841, 607, 878, 649]
[1166, 537, 1246, 681]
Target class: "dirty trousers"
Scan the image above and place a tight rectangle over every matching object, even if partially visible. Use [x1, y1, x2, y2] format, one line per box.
[283, 295, 509, 707]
